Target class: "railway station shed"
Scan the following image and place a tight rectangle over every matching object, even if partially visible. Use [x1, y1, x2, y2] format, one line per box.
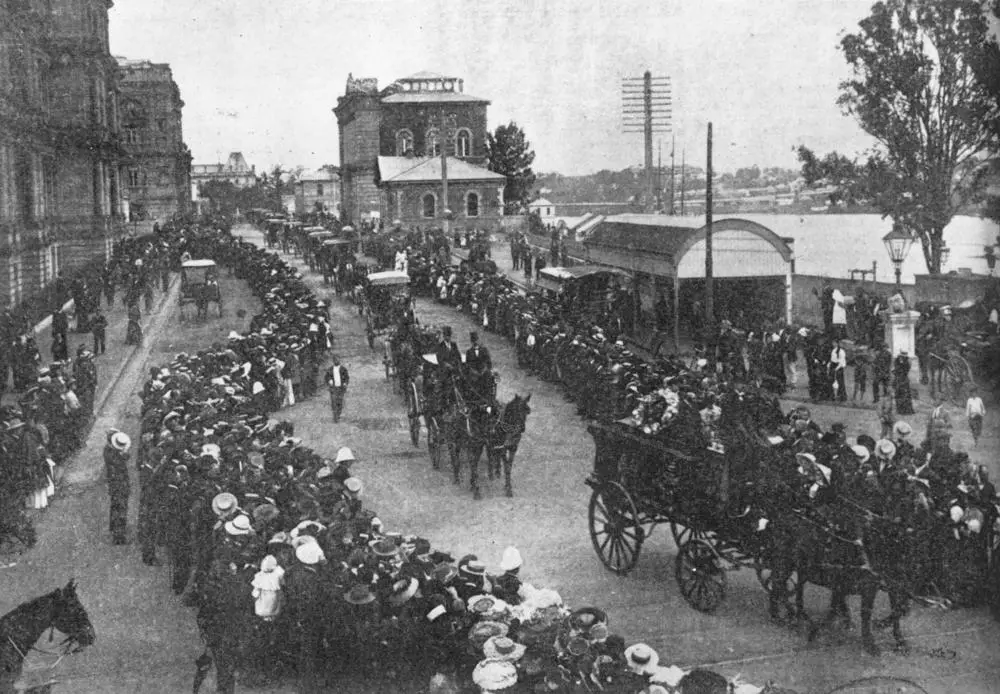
[580, 214, 795, 344]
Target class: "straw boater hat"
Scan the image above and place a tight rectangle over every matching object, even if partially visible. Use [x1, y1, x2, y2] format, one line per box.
[252, 503, 280, 526]
[875, 439, 897, 460]
[371, 538, 400, 558]
[224, 514, 253, 536]
[110, 431, 131, 453]
[472, 659, 518, 692]
[483, 636, 526, 662]
[468, 621, 509, 650]
[211, 492, 238, 518]
[893, 421, 912, 438]
[624, 643, 660, 675]
[344, 477, 363, 497]
[850, 445, 870, 464]
[344, 583, 376, 605]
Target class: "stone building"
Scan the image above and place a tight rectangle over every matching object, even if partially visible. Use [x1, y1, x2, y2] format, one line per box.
[190, 151, 257, 199]
[0, 0, 128, 310]
[294, 168, 340, 216]
[334, 71, 504, 229]
[117, 57, 191, 222]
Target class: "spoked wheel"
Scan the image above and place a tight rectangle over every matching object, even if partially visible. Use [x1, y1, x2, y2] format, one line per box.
[409, 413, 421, 447]
[588, 481, 644, 576]
[670, 521, 710, 550]
[366, 328, 375, 350]
[944, 358, 971, 406]
[675, 538, 726, 613]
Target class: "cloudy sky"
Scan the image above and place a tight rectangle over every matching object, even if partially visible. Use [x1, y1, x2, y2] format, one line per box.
[109, 0, 882, 176]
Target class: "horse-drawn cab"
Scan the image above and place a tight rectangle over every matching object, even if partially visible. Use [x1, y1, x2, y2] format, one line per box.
[263, 218, 286, 249]
[317, 239, 354, 288]
[536, 266, 631, 325]
[361, 270, 413, 350]
[180, 259, 222, 319]
[304, 229, 335, 270]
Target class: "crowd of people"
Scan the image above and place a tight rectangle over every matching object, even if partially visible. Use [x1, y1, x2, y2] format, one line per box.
[115, 219, 783, 694]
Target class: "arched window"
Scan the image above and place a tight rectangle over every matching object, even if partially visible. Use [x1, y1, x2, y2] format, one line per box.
[395, 129, 413, 156]
[422, 193, 436, 218]
[456, 129, 472, 157]
[466, 191, 479, 217]
[425, 128, 440, 157]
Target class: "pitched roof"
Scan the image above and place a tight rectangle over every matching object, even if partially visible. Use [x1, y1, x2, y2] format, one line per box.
[586, 214, 704, 259]
[529, 198, 554, 208]
[400, 71, 453, 81]
[377, 157, 505, 184]
[381, 91, 489, 104]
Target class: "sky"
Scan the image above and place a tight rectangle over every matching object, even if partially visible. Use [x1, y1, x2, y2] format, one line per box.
[109, 0, 884, 176]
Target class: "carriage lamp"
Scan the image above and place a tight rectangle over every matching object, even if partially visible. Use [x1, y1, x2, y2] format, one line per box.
[882, 225, 915, 287]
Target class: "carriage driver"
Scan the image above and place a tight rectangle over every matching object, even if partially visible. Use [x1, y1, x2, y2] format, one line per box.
[464, 331, 496, 406]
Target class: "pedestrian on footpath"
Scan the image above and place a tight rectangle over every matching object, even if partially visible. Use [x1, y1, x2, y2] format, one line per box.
[966, 385, 985, 447]
[104, 430, 131, 545]
[91, 306, 107, 354]
[877, 393, 895, 439]
[851, 349, 870, 403]
[126, 303, 142, 346]
[829, 339, 848, 402]
[324, 356, 349, 423]
[52, 307, 68, 345]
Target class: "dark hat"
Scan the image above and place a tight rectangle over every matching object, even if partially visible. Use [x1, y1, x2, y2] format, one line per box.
[469, 331, 479, 342]
[441, 326, 452, 337]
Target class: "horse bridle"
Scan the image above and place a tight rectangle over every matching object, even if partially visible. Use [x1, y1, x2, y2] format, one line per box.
[7, 627, 85, 661]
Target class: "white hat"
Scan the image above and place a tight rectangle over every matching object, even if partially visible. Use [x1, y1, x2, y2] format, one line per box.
[201, 443, 221, 460]
[624, 643, 660, 675]
[295, 542, 325, 565]
[111, 432, 131, 452]
[334, 447, 356, 465]
[850, 445, 870, 463]
[471, 659, 517, 691]
[344, 477, 363, 496]
[224, 514, 253, 536]
[499, 546, 522, 572]
[252, 382, 266, 395]
[228, 331, 241, 340]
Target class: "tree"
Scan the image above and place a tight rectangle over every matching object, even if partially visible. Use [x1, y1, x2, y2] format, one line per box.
[837, 0, 995, 274]
[486, 122, 536, 214]
[969, 1, 1000, 223]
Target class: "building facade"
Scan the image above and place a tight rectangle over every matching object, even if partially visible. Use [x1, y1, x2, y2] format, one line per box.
[335, 71, 504, 229]
[191, 152, 256, 194]
[117, 58, 191, 222]
[0, 0, 128, 310]
[295, 168, 340, 216]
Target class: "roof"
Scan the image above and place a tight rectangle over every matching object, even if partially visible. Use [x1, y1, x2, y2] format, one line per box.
[182, 259, 217, 268]
[381, 91, 489, 104]
[540, 265, 629, 281]
[298, 169, 338, 182]
[400, 71, 454, 81]
[366, 270, 411, 285]
[377, 157, 505, 184]
[586, 214, 704, 259]
[529, 198, 554, 208]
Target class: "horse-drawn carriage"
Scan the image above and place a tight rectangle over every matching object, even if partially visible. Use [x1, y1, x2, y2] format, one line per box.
[360, 270, 413, 350]
[586, 415, 999, 653]
[179, 259, 222, 319]
[316, 238, 355, 290]
[915, 300, 998, 404]
[535, 266, 631, 326]
[304, 229, 335, 270]
[263, 218, 286, 249]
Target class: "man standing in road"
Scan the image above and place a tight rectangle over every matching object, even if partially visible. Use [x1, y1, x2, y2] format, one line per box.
[829, 339, 848, 402]
[324, 356, 349, 423]
[91, 306, 107, 355]
[104, 430, 131, 545]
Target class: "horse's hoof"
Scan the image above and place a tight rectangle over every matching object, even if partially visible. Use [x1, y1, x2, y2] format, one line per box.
[505, 487, 513, 498]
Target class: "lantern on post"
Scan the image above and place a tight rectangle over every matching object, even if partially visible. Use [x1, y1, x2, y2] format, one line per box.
[882, 224, 915, 287]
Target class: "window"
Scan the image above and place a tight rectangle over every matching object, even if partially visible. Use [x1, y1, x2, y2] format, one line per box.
[316, 183, 324, 196]
[425, 128, 440, 157]
[395, 129, 413, 156]
[128, 169, 140, 187]
[466, 191, 479, 217]
[422, 193, 436, 218]
[456, 129, 471, 157]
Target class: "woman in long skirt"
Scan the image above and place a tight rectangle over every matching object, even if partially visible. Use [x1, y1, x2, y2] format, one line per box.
[893, 351, 915, 415]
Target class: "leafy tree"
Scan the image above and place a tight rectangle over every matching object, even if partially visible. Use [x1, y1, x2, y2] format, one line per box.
[837, 0, 995, 273]
[486, 122, 536, 214]
[969, 0, 1000, 223]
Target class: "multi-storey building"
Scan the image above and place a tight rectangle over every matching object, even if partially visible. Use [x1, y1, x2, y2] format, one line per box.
[294, 168, 340, 216]
[117, 57, 191, 222]
[0, 0, 127, 310]
[334, 71, 504, 230]
[190, 152, 256, 192]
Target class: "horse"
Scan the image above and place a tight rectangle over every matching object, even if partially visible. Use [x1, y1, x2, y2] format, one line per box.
[453, 393, 532, 500]
[765, 506, 936, 655]
[0, 580, 96, 694]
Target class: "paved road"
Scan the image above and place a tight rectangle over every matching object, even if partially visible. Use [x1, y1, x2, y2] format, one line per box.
[256, 225, 1000, 694]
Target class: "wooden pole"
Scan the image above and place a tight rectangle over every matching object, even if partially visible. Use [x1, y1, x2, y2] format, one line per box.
[441, 111, 449, 237]
[669, 134, 675, 216]
[644, 71, 654, 212]
[705, 123, 714, 335]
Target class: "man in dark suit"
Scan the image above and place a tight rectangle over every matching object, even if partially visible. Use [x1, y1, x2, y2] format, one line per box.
[464, 331, 492, 373]
[434, 326, 462, 371]
[324, 356, 350, 423]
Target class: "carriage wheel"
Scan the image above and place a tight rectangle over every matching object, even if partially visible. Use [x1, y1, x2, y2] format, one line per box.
[409, 414, 421, 447]
[670, 521, 710, 550]
[675, 538, 726, 613]
[944, 358, 971, 407]
[588, 481, 644, 576]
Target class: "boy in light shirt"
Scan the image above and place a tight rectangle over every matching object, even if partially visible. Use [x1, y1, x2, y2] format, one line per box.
[966, 385, 986, 447]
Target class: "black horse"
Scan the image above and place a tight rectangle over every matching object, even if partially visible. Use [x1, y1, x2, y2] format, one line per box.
[453, 393, 532, 500]
[766, 511, 935, 655]
[0, 580, 96, 694]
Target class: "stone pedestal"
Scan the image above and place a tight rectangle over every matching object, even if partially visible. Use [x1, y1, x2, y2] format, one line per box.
[885, 310, 920, 362]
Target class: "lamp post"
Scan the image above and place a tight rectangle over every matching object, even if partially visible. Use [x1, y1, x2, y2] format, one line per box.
[882, 224, 915, 287]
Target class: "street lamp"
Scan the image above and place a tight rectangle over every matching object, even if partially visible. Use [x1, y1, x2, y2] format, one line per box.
[882, 224, 915, 287]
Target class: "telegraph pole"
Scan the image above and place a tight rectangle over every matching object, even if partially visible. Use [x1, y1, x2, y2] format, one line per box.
[705, 123, 714, 337]
[622, 72, 671, 212]
[669, 134, 675, 215]
[656, 142, 662, 212]
[680, 149, 686, 215]
[440, 111, 454, 237]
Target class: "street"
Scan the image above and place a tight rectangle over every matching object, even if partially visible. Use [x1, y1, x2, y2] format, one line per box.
[2, 223, 998, 693]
